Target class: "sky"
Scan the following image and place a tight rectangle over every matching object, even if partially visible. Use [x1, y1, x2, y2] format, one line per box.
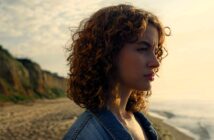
[0, 0, 214, 101]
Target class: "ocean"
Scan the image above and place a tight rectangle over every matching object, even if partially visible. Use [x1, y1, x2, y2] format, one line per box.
[149, 98, 214, 140]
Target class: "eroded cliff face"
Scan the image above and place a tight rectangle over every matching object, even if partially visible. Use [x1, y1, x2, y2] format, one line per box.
[0, 45, 67, 102]
[43, 71, 67, 91]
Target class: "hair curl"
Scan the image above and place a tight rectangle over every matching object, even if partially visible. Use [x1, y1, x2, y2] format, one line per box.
[67, 4, 169, 113]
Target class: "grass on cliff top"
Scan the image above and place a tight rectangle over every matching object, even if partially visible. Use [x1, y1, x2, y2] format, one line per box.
[0, 88, 66, 104]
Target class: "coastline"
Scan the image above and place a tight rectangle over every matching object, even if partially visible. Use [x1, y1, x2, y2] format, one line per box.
[0, 98, 197, 140]
[147, 113, 196, 140]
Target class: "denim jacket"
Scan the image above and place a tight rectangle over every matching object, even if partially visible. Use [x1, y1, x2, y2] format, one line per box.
[63, 107, 158, 140]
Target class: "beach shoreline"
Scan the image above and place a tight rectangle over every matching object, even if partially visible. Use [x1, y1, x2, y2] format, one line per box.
[0, 98, 196, 140]
[147, 113, 196, 140]
[149, 111, 199, 140]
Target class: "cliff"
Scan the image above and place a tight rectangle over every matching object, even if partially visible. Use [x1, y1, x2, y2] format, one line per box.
[0, 45, 67, 103]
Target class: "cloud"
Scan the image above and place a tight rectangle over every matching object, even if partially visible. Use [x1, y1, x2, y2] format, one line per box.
[0, 0, 104, 76]
[1, 0, 214, 77]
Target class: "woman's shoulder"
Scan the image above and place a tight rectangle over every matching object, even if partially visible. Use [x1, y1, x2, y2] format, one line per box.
[62, 110, 111, 140]
[62, 110, 92, 139]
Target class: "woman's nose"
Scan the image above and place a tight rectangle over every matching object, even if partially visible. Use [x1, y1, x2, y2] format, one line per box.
[147, 55, 160, 69]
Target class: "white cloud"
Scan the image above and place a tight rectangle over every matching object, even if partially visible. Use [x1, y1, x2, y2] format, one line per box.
[1, 0, 214, 79]
[0, 0, 105, 77]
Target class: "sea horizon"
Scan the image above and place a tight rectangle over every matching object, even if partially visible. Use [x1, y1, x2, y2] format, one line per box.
[150, 98, 214, 140]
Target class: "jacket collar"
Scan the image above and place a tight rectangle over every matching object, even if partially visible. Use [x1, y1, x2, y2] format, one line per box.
[90, 107, 155, 140]
[91, 107, 133, 140]
[133, 111, 158, 140]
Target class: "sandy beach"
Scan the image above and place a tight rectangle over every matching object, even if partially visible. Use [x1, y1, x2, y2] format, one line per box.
[0, 98, 195, 140]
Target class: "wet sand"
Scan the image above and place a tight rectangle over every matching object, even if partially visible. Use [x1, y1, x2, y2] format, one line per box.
[0, 98, 194, 140]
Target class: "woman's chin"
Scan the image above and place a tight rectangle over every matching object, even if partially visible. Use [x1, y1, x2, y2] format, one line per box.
[134, 83, 151, 91]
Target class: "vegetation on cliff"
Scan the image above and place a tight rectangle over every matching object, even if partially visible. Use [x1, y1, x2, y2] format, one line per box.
[0, 45, 67, 103]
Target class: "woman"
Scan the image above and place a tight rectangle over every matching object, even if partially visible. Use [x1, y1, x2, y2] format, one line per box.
[63, 4, 169, 140]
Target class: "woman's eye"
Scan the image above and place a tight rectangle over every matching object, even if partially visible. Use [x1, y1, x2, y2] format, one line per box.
[137, 48, 148, 51]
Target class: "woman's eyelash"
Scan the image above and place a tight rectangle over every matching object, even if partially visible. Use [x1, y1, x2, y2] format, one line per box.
[137, 48, 148, 51]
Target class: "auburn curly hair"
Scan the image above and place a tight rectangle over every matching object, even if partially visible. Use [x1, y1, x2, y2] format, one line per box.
[67, 4, 169, 113]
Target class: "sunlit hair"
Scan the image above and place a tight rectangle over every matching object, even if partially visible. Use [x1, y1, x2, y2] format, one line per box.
[67, 4, 169, 113]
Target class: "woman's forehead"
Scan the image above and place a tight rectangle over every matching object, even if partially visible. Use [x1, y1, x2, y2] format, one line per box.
[138, 25, 159, 47]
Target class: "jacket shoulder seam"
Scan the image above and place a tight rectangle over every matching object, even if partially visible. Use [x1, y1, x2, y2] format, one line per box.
[72, 113, 93, 139]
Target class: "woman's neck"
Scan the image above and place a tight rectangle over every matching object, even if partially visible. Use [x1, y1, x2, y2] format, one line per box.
[106, 83, 133, 120]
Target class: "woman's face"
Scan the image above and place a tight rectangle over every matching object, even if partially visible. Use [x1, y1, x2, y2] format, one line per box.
[116, 24, 160, 91]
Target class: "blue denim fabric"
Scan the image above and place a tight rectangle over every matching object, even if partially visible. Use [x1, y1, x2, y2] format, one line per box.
[63, 107, 158, 140]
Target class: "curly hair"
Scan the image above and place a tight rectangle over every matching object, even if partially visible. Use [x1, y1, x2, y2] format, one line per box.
[67, 4, 169, 113]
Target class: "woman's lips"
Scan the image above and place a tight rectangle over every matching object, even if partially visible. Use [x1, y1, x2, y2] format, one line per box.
[144, 75, 154, 81]
[144, 73, 155, 81]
